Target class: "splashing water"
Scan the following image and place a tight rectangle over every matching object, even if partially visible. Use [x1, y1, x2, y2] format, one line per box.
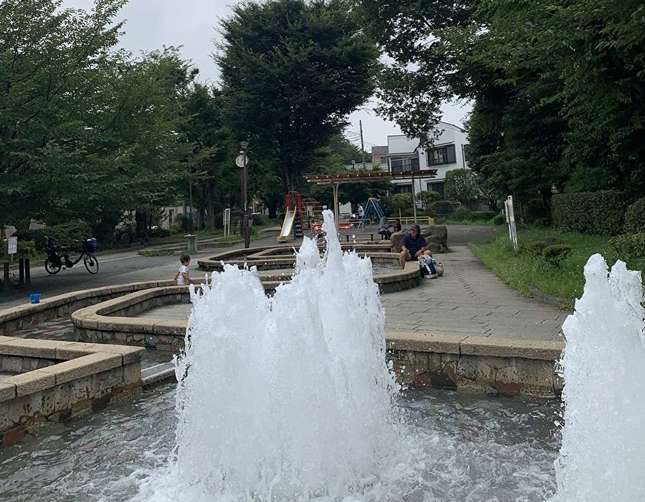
[553, 254, 645, 501]
[141, 210, 399, 501]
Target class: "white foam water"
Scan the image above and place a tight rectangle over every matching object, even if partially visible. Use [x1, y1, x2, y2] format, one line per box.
[553, 254, 645, 501]
[139, 210, 399, 501]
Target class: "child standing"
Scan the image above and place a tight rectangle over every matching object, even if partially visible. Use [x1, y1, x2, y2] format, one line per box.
[175, 254, 196, 286]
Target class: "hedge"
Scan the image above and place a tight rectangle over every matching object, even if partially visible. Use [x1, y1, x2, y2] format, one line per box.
[551, 191, 627, 235]
[609, 233, 645, 259]
[624, 198, 645, 234]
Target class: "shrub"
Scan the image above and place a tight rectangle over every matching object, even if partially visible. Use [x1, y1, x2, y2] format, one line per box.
[453, 207, 472, 221]
[524, 238, 561, 257]
[444, 169, 480, 205]
[525, 198, 551, 226]
[429, 200, 460, 216]
[252, 213, 267, 226]
[609, 233, 645, 259]
[492, 213, 505, 225]
[0, 239, 37, 259]
[471, 210, 496, 222]
[417, 190, 441, 209]
[551, 191, 627, 235]
[381, 193, 414, 216]
[149, 227, 171, 238]
[624, 198, 645, 234]
[543, 244, 572, 267]
[24, 220, 93, 252]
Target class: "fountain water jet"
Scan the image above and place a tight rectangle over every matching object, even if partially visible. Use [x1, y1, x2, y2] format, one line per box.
[144, 210, 399, 501]
[554, 254, 645, 501]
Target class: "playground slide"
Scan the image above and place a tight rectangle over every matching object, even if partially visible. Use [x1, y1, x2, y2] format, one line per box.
[277, 206, 296, 242]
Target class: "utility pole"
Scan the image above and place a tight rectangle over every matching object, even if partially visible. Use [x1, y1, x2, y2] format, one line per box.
[360, 120, 366, 170]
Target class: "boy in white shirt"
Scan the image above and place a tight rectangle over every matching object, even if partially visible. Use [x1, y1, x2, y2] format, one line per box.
[175, 254, 196, 286]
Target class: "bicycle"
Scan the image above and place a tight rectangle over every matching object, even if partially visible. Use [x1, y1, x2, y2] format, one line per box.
[44, 237, 100, 275]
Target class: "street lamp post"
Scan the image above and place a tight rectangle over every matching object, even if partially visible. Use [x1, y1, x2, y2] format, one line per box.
[236, 142, 251, 248]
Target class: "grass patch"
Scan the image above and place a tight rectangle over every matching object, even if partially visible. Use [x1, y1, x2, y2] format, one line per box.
[471, 227, 645, 308]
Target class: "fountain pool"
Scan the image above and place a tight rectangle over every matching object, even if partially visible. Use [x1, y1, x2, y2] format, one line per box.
[2, 210, 642, 501]
[0, 385, 560, 501]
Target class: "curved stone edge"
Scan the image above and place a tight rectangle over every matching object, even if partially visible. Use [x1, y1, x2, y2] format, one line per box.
[198, 248, 422, 294]
[0, 280, 176, 336]
[0, 336, 144, 446]
[72, 291, 566, 398]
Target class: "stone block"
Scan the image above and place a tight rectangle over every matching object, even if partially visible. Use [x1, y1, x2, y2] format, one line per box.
[386, 331, 463, 354]
[153, 320, 187, 336]
[41, 353, 122, 386]
[460, 336, 564, 361]
[1, 356, 23, 373]
[9, 369, 56, 397]
[122, 363, 141, 385]
[55, 341, 96, 360]
[0, 338, 61, 359]
[0, 382, 16, 403]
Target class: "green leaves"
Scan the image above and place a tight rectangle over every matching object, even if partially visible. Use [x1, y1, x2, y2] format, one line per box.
[219, 0, 379, 190]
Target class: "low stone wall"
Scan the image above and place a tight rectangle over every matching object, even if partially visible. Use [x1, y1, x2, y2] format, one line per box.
[72, 293, 564, 398]
[387, 332, 564, 398]
[72, 286, 190, 351]
[0, 280, 176, 336]
[198, 246, 421, 294]
[391, 225, 448, 253]
[0, 337, 143, 446]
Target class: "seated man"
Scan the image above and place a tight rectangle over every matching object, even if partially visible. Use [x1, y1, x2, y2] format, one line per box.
[399, 224, 428, 268]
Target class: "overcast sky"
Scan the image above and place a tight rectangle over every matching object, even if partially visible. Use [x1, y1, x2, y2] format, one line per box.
[64, 0, 472, 148]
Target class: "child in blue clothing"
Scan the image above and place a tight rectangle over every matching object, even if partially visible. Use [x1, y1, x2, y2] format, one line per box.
[418, 249, 438, 279]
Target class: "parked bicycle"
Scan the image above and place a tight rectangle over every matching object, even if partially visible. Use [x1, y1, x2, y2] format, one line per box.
[45, 237, 99, 275]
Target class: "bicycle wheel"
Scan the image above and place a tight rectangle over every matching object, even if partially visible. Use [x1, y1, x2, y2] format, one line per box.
[45, 257, 62, 275]
[83, 254, 99, 274]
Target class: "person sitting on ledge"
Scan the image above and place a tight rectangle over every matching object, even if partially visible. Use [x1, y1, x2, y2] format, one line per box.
[399, 224, 428, 268]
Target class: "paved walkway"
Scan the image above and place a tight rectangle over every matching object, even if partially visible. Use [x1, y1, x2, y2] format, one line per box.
[138, 245, 567, 342]
[383, 246, 566, 341]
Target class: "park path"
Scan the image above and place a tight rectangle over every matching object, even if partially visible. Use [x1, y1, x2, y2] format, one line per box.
[382, 246, 567, 341]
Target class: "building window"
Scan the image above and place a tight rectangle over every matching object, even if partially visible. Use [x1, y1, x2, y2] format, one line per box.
[427, 144, 456, 166]
[390, 157, 419, 173]
[463, 144, 470, 163]
[393, 184, 412, 194]
[427, 182, 445, 198]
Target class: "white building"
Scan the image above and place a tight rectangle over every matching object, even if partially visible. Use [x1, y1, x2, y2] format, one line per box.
[385, 121, 469, 198]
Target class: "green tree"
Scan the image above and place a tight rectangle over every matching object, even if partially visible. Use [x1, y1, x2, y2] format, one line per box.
[360, 0, 645, 201]
[444, 169, 480, 206]
[0, 0, 126, 229]
[0, 0, 201, 242]
[218, 0, 379, 191]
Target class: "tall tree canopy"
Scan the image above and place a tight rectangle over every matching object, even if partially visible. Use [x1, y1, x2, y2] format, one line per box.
[218, 0, 379, 191]
[0, 0, 210, 238]
[361, 0, 645, 200]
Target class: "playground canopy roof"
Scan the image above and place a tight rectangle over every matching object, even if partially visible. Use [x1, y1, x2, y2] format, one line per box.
[304, 170, 438, 185]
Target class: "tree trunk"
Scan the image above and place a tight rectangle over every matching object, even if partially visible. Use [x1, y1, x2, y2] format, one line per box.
[206, 182, 216, 229]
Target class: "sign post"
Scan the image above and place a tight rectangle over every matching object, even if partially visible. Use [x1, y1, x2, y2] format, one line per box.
[504, 196, 519, 252]
[7, 237, 17, 257]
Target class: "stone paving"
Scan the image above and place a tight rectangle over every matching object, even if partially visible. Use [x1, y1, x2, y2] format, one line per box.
[138, 246, 568, 342]
[384, 246, 567, 341]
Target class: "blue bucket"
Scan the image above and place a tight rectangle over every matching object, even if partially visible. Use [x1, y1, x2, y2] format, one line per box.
[30, 293, 41, 304]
